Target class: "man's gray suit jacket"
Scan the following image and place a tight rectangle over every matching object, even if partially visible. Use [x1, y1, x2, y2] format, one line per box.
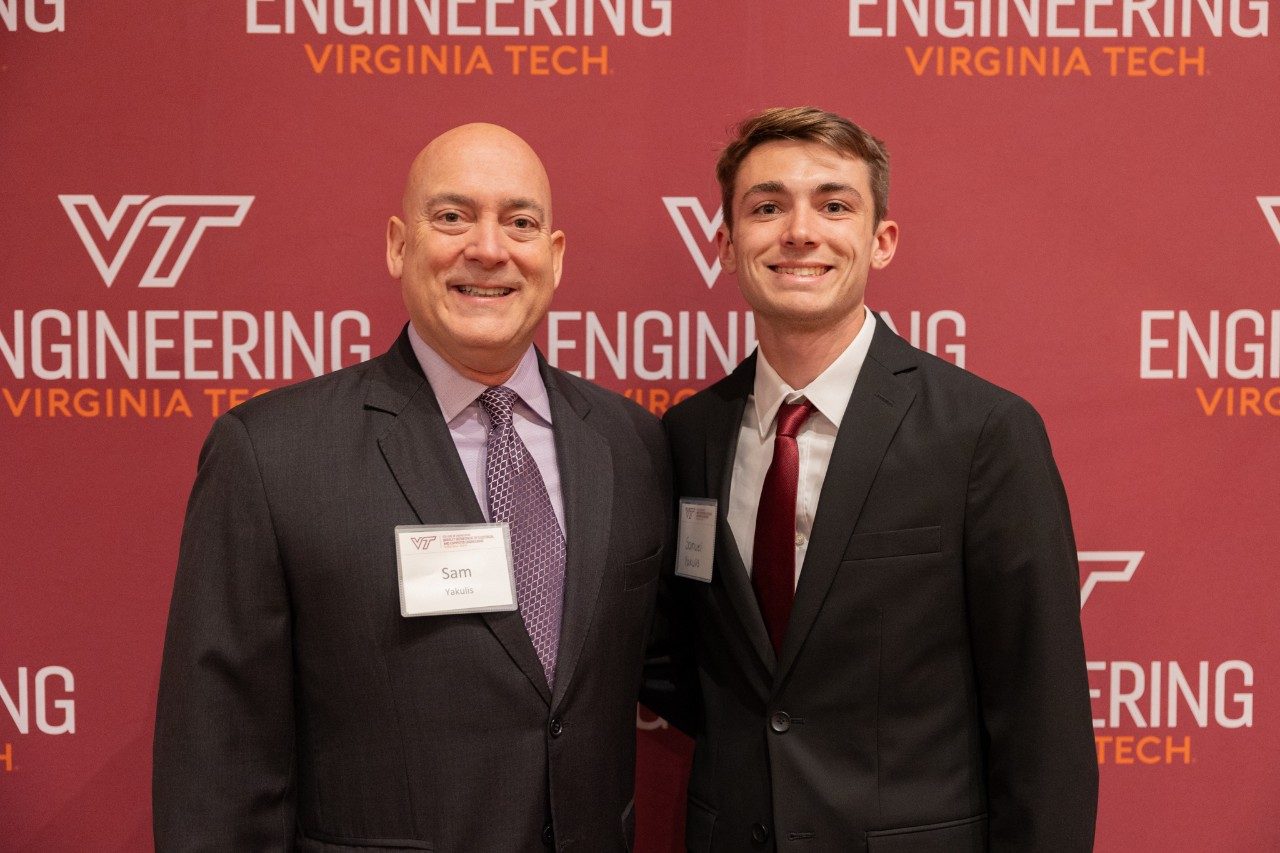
[154, 329, 672, 852]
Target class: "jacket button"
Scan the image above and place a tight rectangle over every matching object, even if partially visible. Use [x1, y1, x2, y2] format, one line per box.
[751, 822, 771, 844]
[770, 711, 791, 733]
[549, 717, 564, 737]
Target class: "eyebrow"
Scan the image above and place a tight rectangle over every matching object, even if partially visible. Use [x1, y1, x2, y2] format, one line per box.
[423, 192, 474, 211]
[423, 193, 547, 222]
[741, 181, 786, 199]
[741, 181, 864, 203]
[501, 196, 547, 221]
[815, 182, 864, 202]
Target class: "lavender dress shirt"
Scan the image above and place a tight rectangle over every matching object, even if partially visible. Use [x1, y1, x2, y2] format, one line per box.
[407, 324, 565, 534]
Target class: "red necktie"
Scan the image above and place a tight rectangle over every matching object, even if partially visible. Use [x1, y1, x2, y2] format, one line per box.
[751, 400, 816, 656]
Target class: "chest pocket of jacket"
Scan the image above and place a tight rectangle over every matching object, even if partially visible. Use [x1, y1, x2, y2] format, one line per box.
[842, 525, 941, 561]
[623, 547, 663, 590]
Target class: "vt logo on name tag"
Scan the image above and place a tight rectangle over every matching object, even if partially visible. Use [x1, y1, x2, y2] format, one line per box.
[676, 498, 716, 582]
[395, 523, 519, 616]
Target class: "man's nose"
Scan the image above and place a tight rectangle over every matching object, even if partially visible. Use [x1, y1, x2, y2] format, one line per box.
[463, 218, 511, 267]
[781, 206, 819, 247]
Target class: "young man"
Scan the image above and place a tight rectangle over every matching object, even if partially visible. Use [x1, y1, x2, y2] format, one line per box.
[656, 107, 1097, 851]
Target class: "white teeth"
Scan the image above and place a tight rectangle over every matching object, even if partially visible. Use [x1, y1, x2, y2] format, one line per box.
[774, 266, 827, 277]
[457, 285, 513, 297]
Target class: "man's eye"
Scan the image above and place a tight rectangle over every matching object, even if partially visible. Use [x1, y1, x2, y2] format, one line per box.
[438, 211, 462, 223]
[756, 203, 780, 215]
[824, 201, 849, 214]
[511, 216, 536, 230]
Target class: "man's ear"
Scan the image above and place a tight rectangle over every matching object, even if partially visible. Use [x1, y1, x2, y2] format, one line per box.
[716, 223, 737, 274]
[871, 219, 898, 270]
[386, 216, 406, 279]
[550, 229, 565, 290]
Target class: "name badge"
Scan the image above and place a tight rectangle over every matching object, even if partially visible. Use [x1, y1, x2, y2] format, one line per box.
[675, 498, 716, 583]
[394, 523, 519, 617]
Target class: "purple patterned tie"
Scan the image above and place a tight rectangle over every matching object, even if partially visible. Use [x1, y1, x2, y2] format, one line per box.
[479, 386, 566, 688]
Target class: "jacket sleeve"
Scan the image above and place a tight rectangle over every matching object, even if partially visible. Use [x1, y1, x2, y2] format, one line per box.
[639, 411, 701, 737]
[153, 412, 296, 851]
[640, 568, 701, 736]
[962, 396, 1098, 851]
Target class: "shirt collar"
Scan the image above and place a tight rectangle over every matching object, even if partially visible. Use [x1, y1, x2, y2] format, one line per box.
[752, 308, 876, 436]
[408, 324, 552, 426]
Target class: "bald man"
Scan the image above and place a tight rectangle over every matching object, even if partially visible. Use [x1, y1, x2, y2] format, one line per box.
[154, 124, 672, 852]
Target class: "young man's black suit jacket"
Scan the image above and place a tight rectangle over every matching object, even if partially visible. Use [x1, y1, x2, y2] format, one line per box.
[653, 320, 1097, 852]
[154, 329, 671, 852]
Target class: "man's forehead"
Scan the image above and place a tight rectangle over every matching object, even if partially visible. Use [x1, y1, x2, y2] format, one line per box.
[417, 157, 549, 192]
[410, 163, 552, 217]
[404, 124, 553, 217]
[738, 140, 870, 189]
[736, 147, 868, 205]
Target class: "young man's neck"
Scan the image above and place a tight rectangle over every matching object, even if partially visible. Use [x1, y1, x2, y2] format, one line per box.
[755, 306, 866, 391]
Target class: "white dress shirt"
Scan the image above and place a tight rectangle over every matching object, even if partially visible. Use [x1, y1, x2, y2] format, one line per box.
[727, 309, 876, 585]
[408, 324, 565, 534]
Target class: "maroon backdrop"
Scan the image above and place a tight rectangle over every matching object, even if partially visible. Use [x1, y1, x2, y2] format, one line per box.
[3, 2, 1278, 850]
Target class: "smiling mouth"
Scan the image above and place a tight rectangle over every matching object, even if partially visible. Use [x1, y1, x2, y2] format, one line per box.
[454, 284, 514, 298]
[769, 265, 830, 277]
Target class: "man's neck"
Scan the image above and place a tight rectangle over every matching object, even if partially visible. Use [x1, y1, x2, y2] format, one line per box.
[755, 307, 866, 390]
[452, 359, 519, 387]
[411, 324, 523, 387]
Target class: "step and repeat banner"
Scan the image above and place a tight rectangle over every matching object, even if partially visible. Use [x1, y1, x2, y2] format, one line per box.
[2, 2, 1277, 850]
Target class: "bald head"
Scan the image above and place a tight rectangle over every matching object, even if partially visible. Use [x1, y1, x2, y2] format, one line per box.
[386, 122, 565, 386]
[402, 123, 554, 225]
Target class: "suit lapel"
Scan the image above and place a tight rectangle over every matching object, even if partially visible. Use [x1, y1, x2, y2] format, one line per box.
[706, 355, 779, 677]
[368, 333, 484, 527]
[540, 361, 613, 710]
[776, 324, 919, 682]
[367, 331, 551, 706]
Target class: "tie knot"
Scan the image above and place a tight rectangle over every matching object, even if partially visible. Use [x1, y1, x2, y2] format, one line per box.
[478, 385, 518, 428]
[775, 400, 815, 438]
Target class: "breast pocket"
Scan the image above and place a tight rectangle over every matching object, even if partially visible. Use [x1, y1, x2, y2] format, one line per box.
[843, 525, 942, 561]
[623, 547, 663, 591]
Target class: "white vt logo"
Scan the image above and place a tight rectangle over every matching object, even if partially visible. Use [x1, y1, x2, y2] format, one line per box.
[663, 197, 723, 288]
[1257, 197, 1280, 246]
[59, 195, 254, 287]
[1078, 551, 1144, 609]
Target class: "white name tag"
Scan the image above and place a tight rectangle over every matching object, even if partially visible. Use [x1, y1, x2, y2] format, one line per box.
[394, 523, 519, 617]
[675, 498, 716, 583]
